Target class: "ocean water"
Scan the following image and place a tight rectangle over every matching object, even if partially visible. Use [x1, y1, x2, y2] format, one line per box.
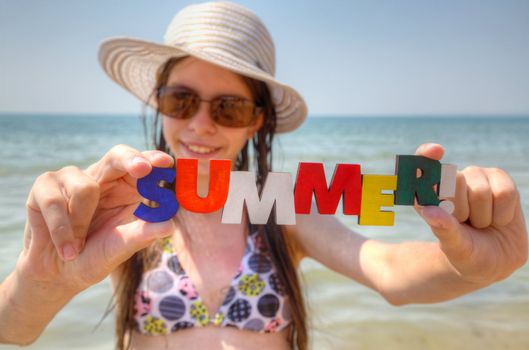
[1, 114, 529, 349]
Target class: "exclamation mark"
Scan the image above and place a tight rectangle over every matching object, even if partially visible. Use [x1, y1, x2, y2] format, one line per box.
[439, 164, 457, 214]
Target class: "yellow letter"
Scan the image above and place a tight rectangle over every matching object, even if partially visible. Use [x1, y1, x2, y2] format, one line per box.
[359, 175, 397, 226]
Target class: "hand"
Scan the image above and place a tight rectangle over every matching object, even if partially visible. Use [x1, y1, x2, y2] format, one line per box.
[19, 145, 175, 294]
[415, 143, 528, 284]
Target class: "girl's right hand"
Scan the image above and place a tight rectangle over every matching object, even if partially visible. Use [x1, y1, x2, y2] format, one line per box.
[17, 144, 175, 295]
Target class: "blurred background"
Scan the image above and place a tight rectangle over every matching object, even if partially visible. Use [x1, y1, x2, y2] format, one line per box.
[1, 1, 528, 349]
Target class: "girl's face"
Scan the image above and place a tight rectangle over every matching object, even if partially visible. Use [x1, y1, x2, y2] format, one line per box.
[162, 57, 263, 175]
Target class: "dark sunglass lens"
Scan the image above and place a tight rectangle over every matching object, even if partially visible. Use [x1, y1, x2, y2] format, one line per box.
[158, 90, 198, 119]
[213, 98, 255, 127]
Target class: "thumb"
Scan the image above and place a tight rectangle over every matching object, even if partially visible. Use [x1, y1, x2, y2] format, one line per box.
[418, 205, 462, 249]
[414, 143, 445, 160]
[105, 219, 175, 267]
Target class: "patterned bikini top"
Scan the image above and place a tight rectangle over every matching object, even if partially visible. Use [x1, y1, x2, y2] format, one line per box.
[133, 230, 292, 335]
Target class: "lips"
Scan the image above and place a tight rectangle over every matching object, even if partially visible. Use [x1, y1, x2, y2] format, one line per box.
[180, 141, 221, 157]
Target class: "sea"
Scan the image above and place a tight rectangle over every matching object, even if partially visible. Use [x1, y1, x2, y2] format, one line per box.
[1, 114, 529, 350]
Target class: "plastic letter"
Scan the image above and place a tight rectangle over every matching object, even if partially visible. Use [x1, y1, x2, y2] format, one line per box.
[134, 167, 178, 222]
[294, 162, 361, 215]
[439, 164, 457, 213]
[359, 175, 397, 226]
[221, 172, 296, 225]
[175, 159, 231, 213]
[394, 155, 441, 206]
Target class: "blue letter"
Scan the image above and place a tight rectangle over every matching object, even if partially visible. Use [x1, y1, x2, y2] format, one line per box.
[134, 167, 179, 222]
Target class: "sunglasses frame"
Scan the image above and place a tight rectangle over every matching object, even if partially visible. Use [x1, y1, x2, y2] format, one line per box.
[156, 86, 262, 128]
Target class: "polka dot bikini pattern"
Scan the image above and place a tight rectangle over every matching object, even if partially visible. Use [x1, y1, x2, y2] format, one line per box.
[146, 270, 173, 293]
[134, 291, 151, 317]
[171, 321, 194, 332]
[223, 286, 236, 305]
[258, 294, 280, 317]
[159, 296, 185, 320]
[133, 231, 292, 335]
[238, 274, 265, 296]
[178, 276, 199, 300]
[269, 273, 286, 295]
[190, 301, 209, 325]
[167, 255, 185, 275]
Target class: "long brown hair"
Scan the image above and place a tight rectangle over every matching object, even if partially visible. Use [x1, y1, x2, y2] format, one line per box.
[113, 57, 308, 350]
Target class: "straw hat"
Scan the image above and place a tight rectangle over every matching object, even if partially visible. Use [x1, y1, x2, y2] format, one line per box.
[98, 1, 307, 133]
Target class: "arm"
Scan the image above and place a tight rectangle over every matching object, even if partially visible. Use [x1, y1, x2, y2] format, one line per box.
[287, 143, 528, 306]
[0, 267, 77, 345]
[0, 146, 175, 345]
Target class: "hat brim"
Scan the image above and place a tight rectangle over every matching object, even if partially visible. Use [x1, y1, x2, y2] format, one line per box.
[98, 37, 307, 133]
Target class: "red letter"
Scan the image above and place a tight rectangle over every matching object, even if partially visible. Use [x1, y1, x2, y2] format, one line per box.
[294, 163, 361, 215]
[175, 159, 231, 213]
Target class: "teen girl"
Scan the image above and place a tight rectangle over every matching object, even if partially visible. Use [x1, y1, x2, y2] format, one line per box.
[1, 2, 526, 349]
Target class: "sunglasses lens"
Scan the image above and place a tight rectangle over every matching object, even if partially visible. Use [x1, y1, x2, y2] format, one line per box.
[212, 98, 256, 127]
[158, 87, 258, 127]
[158, 90, 198, 119]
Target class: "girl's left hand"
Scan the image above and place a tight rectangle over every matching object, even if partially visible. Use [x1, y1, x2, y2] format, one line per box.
[415, 143, 528, 284]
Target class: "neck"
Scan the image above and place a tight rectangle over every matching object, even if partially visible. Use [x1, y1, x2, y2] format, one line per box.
[175, 207, 248, 246]
[176, 168, 247, 243]
[196, 173, 211, 198]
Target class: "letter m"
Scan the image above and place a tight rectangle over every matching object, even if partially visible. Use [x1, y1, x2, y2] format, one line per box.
[294, 162, 361, 215]
[221, 172, 296, 225]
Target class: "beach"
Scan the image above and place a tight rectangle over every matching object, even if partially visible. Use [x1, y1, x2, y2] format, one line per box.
[1, 114, 528, 349]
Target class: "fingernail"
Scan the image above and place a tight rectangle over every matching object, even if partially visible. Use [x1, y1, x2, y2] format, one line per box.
[74, 238, 84, 254]
[62, 243, 77, 261]
[149, 152, 163, 161]
[132, 156, 147, 166]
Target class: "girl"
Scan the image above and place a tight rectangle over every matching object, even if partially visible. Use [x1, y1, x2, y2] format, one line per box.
[0, 2, 526, 349]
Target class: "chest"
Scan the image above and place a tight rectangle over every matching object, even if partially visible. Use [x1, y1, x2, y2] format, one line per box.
[175, 239, 247, 316]
[135, 229, 291, 334]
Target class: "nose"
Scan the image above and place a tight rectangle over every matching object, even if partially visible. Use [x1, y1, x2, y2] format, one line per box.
[187, 100, 217, 135]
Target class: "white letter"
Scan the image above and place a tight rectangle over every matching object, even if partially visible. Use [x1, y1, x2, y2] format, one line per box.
[221, 172, 296, 225]
[439, 164, 457, 214]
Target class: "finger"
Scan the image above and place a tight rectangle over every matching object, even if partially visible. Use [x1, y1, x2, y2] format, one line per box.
[484, 168, 518, 227]
[101, 219, 175, 268]
[58, 166, 100, 254]
[452, 172, 469, 223]
[419, 205, 464, 251]
[464, 166, 493, 229]
[24, 206, 49, 252]
[86, 144, 152, 183]
[414, 143, 445, 161]
[28, 172, 77, 261]
[141, 150, 174, 168]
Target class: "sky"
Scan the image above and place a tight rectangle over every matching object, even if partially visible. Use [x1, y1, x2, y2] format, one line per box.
[1, 0, 528, 117]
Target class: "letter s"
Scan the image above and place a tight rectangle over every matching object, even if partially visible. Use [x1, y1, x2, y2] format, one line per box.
[134, 167, 179, 222]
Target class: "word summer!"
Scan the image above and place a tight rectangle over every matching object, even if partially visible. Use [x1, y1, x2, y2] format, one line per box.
[134, 155, 457, 226]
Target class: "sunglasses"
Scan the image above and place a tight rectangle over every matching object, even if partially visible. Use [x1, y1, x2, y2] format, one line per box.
[157, 86, 261, 128]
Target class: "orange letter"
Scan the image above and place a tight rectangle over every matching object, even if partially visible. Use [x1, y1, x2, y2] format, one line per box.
[175, 159, 231, 213]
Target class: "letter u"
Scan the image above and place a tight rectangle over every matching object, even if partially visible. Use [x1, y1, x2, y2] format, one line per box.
[175, 159, 231, 213]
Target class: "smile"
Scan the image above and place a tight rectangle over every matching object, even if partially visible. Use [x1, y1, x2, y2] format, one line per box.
[181, 141, 220, 155]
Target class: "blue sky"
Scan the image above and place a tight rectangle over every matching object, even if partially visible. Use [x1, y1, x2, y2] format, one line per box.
[1, 0, 528, 116]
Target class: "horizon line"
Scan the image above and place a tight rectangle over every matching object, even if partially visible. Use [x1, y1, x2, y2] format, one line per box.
[1, 112, 529, 119]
